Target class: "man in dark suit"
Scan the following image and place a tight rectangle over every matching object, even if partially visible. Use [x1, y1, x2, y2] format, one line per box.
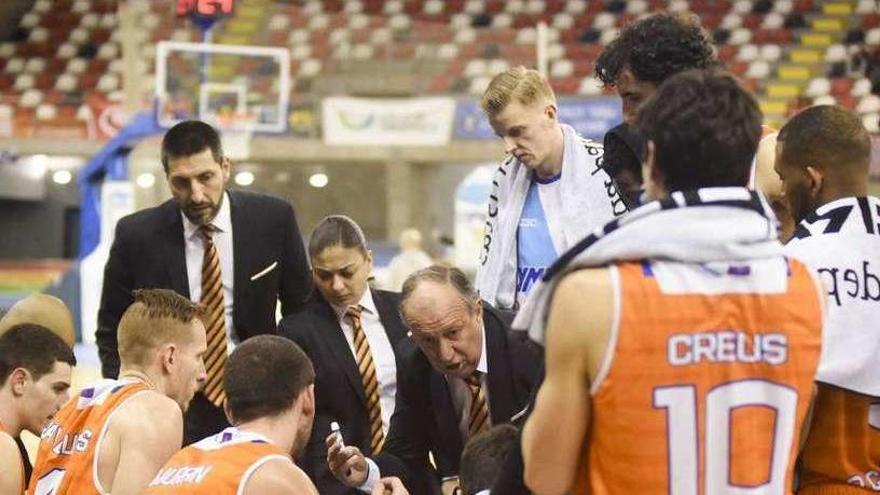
[328, 265, 541, 495]
[96, 120, 311, 444]
[279, 215, 410, 495]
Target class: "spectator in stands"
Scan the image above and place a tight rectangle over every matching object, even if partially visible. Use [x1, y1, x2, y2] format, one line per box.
[386, 228, 432, 291]
[327, 265, 542, 495]
[459, 425, 520, 495]
[0, 324, 75, 495]
[595, 12, 719, 123]
[476, 66, 626, 312]
[96, 120, 313, 445]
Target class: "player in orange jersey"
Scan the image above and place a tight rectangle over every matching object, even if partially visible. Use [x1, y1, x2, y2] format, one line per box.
[776, 105, 880, 494]
[145, 334, 317, 495]
[145, 333, 409, 495]
[519, 69, 824, 495]
[28, 289, 207, 495]
[0, 324, 75, 495]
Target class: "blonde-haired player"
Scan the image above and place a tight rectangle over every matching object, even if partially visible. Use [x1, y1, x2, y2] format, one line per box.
[478, 65, 624, 311]
[145, 334, 317, 494]
[28, 289, 207, 495]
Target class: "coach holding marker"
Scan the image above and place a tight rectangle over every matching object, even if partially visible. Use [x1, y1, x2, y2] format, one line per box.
[96, 120, 312, 444]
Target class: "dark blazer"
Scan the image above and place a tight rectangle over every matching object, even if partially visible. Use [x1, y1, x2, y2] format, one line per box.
[375, 303, 542, 493]
[278, 288, 409, 495]
[96, 189, 311, 441]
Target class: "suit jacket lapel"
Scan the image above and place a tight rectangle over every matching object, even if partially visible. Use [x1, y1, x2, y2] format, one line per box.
[484, 311, 516, 424]
[227, 190, 245, 327]
[315, 297, 368, 404]
[162, 201, 190, 298]
[431, 372, 463, 461]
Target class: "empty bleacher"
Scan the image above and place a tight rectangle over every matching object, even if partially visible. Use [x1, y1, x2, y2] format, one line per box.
[1, 0, 878, 133]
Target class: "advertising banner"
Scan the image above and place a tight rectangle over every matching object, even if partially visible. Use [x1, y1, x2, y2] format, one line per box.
[453, 97, 623, 141]
[323, 97, 455, 146]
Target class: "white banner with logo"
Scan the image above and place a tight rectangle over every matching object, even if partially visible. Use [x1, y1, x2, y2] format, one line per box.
[322, 97, 455, 146]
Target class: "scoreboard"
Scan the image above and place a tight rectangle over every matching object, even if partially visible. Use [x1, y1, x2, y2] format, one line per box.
[176, 0, 235, 17]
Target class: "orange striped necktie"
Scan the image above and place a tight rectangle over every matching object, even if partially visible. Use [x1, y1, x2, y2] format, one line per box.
[466, 372, 490, 438]
[200, 224, 228, 408]
[346, 305, 385, 453]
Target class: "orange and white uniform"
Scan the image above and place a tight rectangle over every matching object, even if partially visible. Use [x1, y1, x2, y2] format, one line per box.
[785, 196, 880, 493]
[144, 427, 291, 494]
[798, 385, 880, 494]
[27, 379, 149, 495]
[1, 420, 26, 494]
[576, 257, 823, 494]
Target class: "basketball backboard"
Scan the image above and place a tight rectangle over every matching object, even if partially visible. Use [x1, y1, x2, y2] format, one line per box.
[155, 41, 290, 134]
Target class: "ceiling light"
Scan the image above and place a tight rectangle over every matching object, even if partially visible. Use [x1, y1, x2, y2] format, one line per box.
[309, 173, 328, 188]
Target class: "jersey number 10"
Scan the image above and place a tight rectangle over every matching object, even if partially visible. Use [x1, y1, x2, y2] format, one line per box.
[653, 379, 799, 494]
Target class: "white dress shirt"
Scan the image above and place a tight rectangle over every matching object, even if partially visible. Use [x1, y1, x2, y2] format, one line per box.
[333, 289, 398, 435]
[447, 323, 490, 441]
[182, 192, 237, 351]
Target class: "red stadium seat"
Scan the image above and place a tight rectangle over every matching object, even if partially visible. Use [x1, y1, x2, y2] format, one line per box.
[717, 44, 737, 62]
[793, 0, 814, 13]
[550, 76, 579, 95]
[830, 78, 854, 97]
[837, 94, 857, 110]
[863, 14, 880, 30]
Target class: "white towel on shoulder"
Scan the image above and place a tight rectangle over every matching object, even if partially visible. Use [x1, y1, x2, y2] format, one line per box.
[513, 187, 785, 344]
[785, 196, 880, 397]
[475, 123, 627, 310]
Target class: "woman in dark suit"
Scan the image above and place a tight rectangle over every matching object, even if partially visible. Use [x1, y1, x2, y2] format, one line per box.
[279, 215, 409, 495]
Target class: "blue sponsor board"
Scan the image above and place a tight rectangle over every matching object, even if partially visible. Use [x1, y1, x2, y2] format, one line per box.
[453, 97, 623, 141]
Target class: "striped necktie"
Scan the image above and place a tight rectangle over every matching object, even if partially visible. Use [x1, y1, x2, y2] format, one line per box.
[347, 305, 385, 453]
[466, 372, 490, 438]
[200, 225, 228, 408]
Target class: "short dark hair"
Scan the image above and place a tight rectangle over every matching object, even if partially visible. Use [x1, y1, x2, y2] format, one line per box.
[308, 215, 369, 259]
[0, 324, 76, 386]
[777, 105, 871, 174]
[636, 69, 762, 192]
[596, 12, 718, 87]
[160, 120, 224, 174]
[399, 264, 479, 317]
[603, 122, 646, 208]
[460, 424, 519, 495]
[224, 335, 315, 423]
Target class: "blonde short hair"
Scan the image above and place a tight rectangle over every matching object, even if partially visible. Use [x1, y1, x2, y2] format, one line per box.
[480, 66, 556, 116]
[118, 289, 205, 368]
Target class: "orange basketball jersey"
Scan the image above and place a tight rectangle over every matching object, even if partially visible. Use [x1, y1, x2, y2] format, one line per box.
[27, 379, 149, 495]
[144, 427, 290, 494]
[576, 258, 823, 494]
[0, 420, 26, 494]
[798, 384, 880, 494]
